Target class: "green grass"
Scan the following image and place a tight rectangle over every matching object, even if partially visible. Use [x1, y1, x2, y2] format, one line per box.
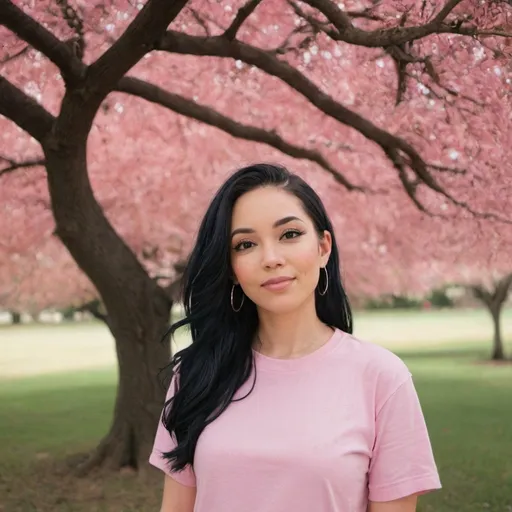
[401, 347, 512, 511]
[1, 311, 512, 511]
[0, 369, 116, 459]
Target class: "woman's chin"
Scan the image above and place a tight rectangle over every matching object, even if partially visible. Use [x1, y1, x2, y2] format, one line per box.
[254, 295, 310, 316]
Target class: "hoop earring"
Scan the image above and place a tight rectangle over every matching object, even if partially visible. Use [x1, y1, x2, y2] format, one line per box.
[318, 267, 328, 296]
[231, 284, 245, 312]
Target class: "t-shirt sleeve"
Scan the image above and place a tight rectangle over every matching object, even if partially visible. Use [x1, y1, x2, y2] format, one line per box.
[368, 374, 441, 502]
[148, 376, 197, 487]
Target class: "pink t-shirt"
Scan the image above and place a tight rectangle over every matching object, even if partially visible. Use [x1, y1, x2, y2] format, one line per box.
[150, 329, 441, 511]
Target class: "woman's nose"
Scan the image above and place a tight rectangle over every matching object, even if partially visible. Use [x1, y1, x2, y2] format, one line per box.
[261, 243, 285, 269]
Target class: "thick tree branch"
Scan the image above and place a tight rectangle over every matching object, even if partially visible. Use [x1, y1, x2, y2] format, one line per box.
[0, 76, 55, 143]
[157, 33, 443, 200]
[116, 76, 362, 191]
[0, 0, 84, 85]
[157, 31, 511, 221]
[0, 156, 45, 176]
[345, 9, 384, 22]
[433, 0, 465, 22]
[302, 0, 512, 47]
[1, 0, 190, 144]
[86, 0, 189, 103]
[305, 0, 353, 31]
[471, 28, 512, 37]
[49, 0, 190, 141]
[223, 0, 263, 40]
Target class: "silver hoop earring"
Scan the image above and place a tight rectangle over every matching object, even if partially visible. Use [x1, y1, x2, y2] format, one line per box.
[231, 284, 245, 312]
[318, 267, 328, 296]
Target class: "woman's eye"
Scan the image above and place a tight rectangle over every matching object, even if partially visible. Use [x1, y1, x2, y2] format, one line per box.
[281, 229, 303, 240]
[234, 241, 254, 252]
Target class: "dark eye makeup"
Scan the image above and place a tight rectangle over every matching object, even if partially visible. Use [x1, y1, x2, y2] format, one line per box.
[232, 229, 305, 252]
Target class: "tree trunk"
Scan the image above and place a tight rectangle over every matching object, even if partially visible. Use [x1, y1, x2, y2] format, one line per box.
[489, 301, 505, 361]
[11, 311, 21, 324]
[471, 274, 512, 362]
[44, 139, 173, 474]
[76, 305, 172, 474]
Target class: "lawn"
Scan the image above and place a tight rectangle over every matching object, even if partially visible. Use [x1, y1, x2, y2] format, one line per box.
[1, 308, 512, 511]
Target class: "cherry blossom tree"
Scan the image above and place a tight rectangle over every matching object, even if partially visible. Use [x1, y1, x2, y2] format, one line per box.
[1, 0, 511, 473]
[340, 193, 512, 360]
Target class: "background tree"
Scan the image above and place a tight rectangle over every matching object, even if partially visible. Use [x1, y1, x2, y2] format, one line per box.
[1, 0, 511, 473]
[470, 273, 512, 360]
[352, 204, 512, 360]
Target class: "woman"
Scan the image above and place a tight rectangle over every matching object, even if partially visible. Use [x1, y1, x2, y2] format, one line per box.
[150, 164, 441, 512]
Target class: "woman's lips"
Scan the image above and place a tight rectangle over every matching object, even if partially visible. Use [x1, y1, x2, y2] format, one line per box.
[261, 277, 295, 291]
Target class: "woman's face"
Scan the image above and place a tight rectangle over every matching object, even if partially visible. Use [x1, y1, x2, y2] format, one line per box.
[230, 186, 331, 315]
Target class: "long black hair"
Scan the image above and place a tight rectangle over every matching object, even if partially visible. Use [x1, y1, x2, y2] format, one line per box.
[161, 163, 352, 473]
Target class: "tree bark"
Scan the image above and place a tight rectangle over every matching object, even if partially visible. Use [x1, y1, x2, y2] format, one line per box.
[44, 142, 173, 473]
[76, 308, 172, 474]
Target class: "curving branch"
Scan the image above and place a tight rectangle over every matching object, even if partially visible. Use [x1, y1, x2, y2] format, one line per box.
[304, 0, 352, 32]
[157, 30, 511, 221]
[344, 9, 384, 22]
[86, 0, 190, 103]
[1, 0, 510, 218]
[302, 0, 512, 46]
[157, 33, 443, 203]
[223, 0, 263, 40]
[0, 0, 84, 85]
[0, 76, 55, 143]
[1, 0, 192, 138]
[116, 76, 362, 191]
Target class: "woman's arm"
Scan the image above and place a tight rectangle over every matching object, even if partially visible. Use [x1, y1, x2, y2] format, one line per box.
[159, 474, 196, 512]
[368, 494, 418, 512]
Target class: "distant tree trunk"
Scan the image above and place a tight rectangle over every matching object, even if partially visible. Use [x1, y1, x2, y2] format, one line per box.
[11, 311, 21, 324]
[489, 302, 505, 361]
[44, 140, 173, 474]
[470, 274, 512, 361]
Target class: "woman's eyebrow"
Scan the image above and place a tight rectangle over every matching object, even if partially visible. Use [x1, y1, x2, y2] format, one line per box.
[231, 216, 304, 238]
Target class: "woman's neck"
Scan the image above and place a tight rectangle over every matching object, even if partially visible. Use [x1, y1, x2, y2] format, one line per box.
[255, 298, 333, 359]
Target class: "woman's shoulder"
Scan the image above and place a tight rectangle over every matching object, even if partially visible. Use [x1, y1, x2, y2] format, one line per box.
[335, 330, 412, 391]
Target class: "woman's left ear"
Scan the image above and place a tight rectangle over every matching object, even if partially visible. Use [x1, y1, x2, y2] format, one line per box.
[319, 230, 332, 266]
